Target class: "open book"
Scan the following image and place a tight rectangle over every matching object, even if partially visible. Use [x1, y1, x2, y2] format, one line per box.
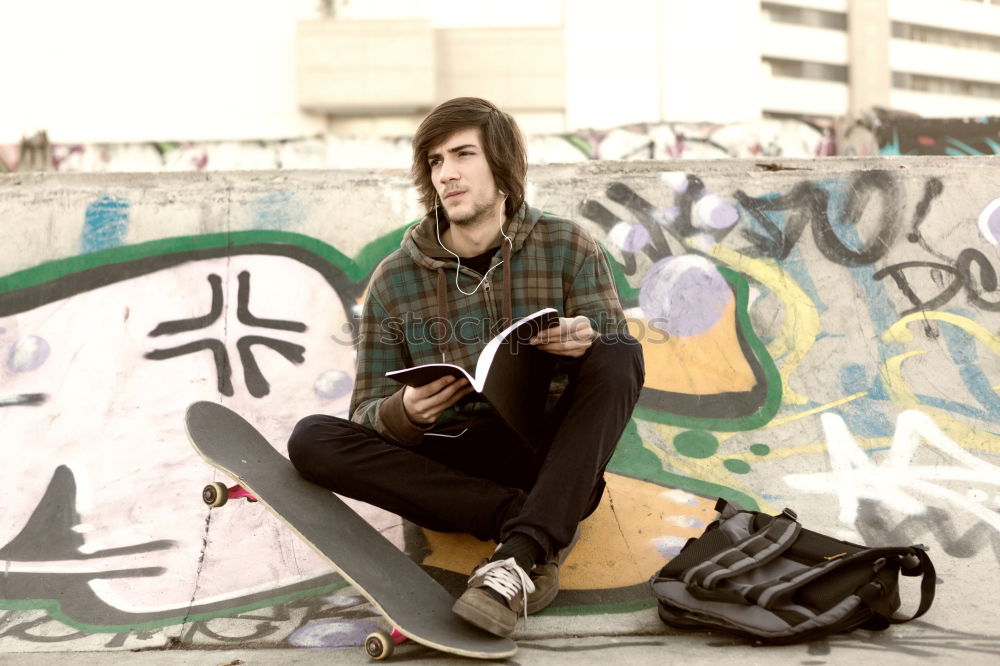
[386, 308, 559, 446]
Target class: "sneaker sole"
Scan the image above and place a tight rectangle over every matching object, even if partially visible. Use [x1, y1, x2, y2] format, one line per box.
[452, 595, 516, 638]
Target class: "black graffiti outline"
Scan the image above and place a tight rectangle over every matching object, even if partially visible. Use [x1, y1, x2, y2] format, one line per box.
[237, 336, 306, 398]
[0, 393, 47, 407]
[906, 178, 946, 255]
[236, 270, 307, 332]
[145, 339, 234, 395]
[144, 270, 307, 397]
[873, 248, 1000, 315]
[735, 171, 906, 267]
[149, 274, 224, 336]
[579, 177, 721, 279]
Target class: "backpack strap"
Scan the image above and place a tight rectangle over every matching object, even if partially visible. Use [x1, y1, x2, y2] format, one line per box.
[743, 546, 896, 608]
[743, 544, 935, 622]
[683, 508, 800, 590]
[857, 545, 936, 624]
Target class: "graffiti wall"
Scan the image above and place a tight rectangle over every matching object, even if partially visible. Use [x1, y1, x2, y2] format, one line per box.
[2, 158, 999, 657]
[0, 117, 832, 173]
[839, 108, 1000, 157]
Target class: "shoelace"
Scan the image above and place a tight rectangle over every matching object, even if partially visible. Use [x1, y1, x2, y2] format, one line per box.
[471, 557, 536, 621]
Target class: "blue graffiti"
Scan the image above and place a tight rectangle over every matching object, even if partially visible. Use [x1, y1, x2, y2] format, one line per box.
[81, 196, 130, 253]
[252, 192, 304, 230]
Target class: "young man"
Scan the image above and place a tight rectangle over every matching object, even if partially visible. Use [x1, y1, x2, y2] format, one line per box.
[288, 97, 644, 637]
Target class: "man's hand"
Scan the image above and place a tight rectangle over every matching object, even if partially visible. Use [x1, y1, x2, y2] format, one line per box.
[530, 315, 596, 358]
[402, 375, 475, 425]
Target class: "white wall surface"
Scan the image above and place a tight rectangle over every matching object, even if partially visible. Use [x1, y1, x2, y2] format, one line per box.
[564, 0, 662, 129]
[762, 75, 849, 115]
[658, 0, 762, 122]
[0, 0, 327, 143]
[760, 21, 849, 65]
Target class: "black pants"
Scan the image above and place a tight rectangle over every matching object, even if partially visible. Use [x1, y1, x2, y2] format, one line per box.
[287, 334, 645, 561]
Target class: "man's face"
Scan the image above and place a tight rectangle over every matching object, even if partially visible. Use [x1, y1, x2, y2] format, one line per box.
[427, 128, 503, 227]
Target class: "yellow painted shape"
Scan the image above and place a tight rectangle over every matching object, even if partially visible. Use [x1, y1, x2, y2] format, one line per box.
[880, 350, 927, 408]
[884, 311, 1000, 355]
[757, 391, 868, 430]
[881, 351, 1000, 455]
[420, 473, 717, 590]
[705, 244, 820, 405]
[629, 300, 756, 395]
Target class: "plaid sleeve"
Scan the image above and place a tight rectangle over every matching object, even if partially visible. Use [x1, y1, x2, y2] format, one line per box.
[349, 284, 409, 432]
[564, 233, 626, 335]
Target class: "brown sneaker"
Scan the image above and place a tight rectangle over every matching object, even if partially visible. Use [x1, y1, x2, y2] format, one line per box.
[452, 557, 535, 637]
[526, 525, 582, 615]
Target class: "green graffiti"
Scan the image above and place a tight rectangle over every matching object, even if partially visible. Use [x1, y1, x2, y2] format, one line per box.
[0, 226, 409, 294]
[673, 430, 719, 459]
[723, 459, 752, 475]
[608, 419, 760, 511]
[749, 443, 771, 456]
[563, 134, 595, 159]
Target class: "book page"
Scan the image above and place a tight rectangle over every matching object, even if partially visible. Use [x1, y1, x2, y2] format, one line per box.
[472, 308, 557, 390]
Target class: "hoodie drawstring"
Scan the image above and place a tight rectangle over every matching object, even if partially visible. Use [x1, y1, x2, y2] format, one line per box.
[437, 267, 449, 361]
[501, 240, 512, 326]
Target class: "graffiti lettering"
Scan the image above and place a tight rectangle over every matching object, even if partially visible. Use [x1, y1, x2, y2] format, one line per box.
[873, 248, 1000, 315]
[736, 171, 909, 266]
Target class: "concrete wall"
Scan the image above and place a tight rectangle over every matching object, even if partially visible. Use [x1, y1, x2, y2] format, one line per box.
[2, 157, 999, 656]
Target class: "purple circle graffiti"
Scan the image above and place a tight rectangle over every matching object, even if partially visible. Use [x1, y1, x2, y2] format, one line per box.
[694, 194, 739, 230]
[314, 369, 353, 399]
[288, 618, 378, 648]
[7, 336, 50, 372]
[609, 221, 651, 253]
[979, 197, 1000, 246]
[640, 256, 732, 338]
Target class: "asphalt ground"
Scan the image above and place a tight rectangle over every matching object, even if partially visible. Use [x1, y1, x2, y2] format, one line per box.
[1, 618, 995, 666]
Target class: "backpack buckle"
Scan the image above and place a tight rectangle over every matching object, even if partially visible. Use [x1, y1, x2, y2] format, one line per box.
[780, 507, 798, 521]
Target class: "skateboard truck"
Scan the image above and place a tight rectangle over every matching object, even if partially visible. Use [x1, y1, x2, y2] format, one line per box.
[202, 481, 257, 507]
[364, 628, 407, 660]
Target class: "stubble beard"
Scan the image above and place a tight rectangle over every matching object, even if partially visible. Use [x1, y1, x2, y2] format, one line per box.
[445, 194, 501, 228]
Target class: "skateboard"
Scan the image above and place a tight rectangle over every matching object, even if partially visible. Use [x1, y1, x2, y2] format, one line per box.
[185, 401, 517, 661]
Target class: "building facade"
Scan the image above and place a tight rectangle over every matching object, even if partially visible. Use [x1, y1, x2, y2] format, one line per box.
[4, 0, 1000, 144]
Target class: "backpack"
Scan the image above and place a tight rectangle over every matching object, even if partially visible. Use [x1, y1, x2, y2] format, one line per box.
[650, 498, 936, 645]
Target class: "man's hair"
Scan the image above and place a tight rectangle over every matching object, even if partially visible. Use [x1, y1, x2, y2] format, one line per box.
[411, 97, 528, 218]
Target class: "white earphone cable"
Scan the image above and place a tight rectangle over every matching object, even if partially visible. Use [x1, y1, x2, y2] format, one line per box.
[435, 194, 513, 297]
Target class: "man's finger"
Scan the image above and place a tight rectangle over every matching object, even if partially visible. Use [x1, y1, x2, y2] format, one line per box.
[412, 374, 464, 398]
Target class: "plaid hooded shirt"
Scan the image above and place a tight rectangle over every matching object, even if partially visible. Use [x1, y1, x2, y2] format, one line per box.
[349, 203, 625, 445]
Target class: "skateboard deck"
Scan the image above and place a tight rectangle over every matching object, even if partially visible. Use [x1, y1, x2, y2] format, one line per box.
[184, 401, 517, 660]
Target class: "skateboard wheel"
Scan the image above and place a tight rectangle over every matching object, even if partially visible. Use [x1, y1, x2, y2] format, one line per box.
[364, 631, 394, 660]
[202, 482, 228, 507]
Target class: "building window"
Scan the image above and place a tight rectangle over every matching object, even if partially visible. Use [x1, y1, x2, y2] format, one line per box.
[892, 21, 1000, 53]
[893, 71, 1000, 99]
[761, 2, 848, 30]
[764, 57, 849, 83]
